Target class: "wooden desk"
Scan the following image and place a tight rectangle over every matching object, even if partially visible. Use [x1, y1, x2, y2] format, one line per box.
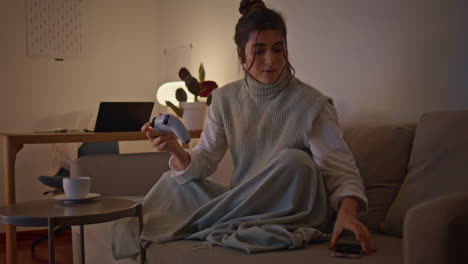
[0, 130, 201, 264]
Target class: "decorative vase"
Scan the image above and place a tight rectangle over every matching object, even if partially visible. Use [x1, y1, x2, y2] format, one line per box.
[180, 102, 207, 131]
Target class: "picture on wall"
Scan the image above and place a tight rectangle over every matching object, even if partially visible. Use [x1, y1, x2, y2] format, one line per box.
[26, 0, 86, 58]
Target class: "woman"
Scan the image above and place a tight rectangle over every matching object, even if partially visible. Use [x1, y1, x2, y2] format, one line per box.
[113, 0, 375, 259]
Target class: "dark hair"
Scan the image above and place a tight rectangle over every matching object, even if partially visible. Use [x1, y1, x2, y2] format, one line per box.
[235, 0, 295, 77]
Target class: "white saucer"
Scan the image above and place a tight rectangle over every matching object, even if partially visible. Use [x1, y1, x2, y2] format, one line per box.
[54, 193, 101, 203]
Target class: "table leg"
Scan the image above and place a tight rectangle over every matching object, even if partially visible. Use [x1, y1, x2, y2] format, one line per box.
[80, 225, 85, 264]
[137, 205, 145, 264]
[4, 225, 16, 264]
[48, 218, 55, 264]
[2, 137, 23, 264]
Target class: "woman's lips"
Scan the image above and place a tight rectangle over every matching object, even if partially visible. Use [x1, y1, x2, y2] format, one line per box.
[263, 69, 277, 73]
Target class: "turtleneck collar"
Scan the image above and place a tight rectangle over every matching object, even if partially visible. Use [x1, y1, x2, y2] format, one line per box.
[244, 68, 292, 97]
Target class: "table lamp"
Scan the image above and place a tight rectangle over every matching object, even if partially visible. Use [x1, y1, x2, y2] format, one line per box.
[156, 81, 194, 107]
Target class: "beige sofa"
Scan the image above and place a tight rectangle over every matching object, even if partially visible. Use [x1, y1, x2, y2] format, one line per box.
[70, 110, 468, 264]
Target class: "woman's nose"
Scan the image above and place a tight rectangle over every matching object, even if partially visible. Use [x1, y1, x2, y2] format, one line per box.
[265, 51, 275, 65]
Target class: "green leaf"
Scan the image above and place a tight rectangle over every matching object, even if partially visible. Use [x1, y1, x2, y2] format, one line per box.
[165, 101, 184, 117]
[198, 63, 205, 83]
[178, 67, 191, 80]
[175, 88, 188, 102]
[185, 76, 200, 97]
[206, 94, 213, 106]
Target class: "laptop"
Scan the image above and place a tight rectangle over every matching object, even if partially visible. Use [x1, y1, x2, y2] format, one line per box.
[93, 102, 154, 132]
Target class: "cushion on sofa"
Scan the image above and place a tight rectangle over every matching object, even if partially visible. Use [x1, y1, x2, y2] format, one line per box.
[342, 123, 416, 232]
[147, 234, 402, 264]
[75, 222, 403, 264]
[382, 110, 468, 236]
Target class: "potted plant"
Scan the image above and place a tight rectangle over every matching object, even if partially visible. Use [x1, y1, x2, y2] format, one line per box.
[166, 63, 218, 130]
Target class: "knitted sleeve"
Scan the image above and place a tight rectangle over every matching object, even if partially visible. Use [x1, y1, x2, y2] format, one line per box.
[169, 93, 229, 185]
[309, 102, 368, 215]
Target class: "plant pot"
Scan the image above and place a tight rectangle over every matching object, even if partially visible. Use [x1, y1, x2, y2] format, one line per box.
[180, 102, 208, 131]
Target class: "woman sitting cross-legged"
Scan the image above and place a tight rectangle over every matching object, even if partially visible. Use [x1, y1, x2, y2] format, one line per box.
[112, 0, 376, 259]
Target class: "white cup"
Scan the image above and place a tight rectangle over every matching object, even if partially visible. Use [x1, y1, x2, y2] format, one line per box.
[63, 177, 91, 199]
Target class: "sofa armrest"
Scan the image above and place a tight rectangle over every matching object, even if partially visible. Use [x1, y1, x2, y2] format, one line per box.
[70, 152, 171, 197]
[403, 192, 468, 264]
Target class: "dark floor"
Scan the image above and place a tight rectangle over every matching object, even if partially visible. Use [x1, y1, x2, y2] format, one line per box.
[0, 229, 73, 264]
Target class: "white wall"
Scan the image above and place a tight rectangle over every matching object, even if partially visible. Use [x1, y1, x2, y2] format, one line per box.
[156, 0, 242, 86]
[273, 0, 468, 122]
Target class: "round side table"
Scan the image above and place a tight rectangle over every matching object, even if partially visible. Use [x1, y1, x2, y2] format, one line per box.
[0, 197, 144, 264]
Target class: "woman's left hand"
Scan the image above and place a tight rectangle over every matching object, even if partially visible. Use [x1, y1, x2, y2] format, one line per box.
[329, 197, 376, 255]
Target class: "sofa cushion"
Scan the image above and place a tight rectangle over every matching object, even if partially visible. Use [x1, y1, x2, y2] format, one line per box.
[382, 110, 468, 236]
[147, 234, 401, 264]
[342, 123, 415, 232]
[75, 221, 402, 264]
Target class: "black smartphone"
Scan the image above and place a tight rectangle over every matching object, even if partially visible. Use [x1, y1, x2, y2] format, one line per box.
[331, 242, 363, 259]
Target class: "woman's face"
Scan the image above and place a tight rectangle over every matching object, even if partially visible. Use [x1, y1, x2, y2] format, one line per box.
[242, 29, 287, 84]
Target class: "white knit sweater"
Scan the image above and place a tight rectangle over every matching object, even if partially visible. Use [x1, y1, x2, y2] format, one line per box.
[170, 70, 368, 213]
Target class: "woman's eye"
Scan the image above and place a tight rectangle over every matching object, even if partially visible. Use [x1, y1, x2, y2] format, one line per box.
[273, 48, 283, 53]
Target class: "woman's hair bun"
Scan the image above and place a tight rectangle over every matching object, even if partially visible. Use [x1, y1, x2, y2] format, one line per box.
[239, 0, 266, 15]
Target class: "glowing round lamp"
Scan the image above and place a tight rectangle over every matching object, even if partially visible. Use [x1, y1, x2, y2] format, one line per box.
[156, 81, 194, 106]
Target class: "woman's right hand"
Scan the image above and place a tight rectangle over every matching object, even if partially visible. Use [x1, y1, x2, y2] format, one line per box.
[141, 122, 180, 152]
[141, 122, 191, 170]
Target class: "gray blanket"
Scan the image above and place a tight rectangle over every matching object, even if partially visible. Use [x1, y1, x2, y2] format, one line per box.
[112, 150, 332, 259]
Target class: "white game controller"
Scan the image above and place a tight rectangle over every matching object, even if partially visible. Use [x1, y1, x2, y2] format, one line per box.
[151, 114, 191, 144]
